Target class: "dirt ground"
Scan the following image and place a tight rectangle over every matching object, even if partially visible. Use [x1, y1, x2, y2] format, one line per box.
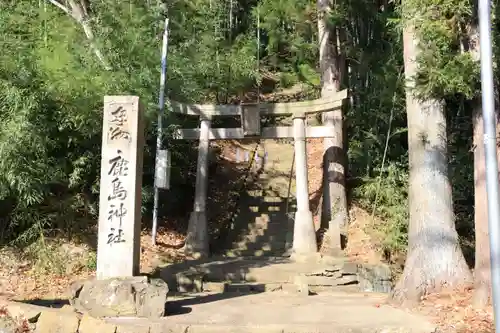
[0, 139, 495, 333]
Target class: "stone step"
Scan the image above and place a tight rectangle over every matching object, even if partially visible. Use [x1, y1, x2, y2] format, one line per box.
[228, 248, 286, 258]
[107, 291, 438, 333]
[176, 279, 362, 294]
[224, 249, 285, 258]
[174, 260, 367, 294]
[229, 242, 286, 251]
[233, 235, 278, 244]
[232, 237, 287, 249]
[230, 222, 288, 237]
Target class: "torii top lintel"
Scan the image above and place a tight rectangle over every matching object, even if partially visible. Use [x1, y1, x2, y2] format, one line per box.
[168, 89, 347, 118]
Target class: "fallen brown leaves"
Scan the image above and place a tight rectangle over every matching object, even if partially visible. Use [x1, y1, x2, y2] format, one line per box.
[0, 228, 187, 302]
[417, 289, 494, 333]
[0, 305, 31, 333]
[139, 228, 186, 273]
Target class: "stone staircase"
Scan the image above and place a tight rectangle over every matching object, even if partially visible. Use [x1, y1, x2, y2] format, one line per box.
[161, 140, 392, 297]
[225, 188, 293, 257]
[160, 255, 393, 295]
[220, 140, 296, 258]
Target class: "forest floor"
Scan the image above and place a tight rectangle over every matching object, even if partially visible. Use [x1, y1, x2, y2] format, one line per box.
[0, 139, 494, 333]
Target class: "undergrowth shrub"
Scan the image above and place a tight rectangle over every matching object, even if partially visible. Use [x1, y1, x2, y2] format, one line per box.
[352, 161, 409, 260]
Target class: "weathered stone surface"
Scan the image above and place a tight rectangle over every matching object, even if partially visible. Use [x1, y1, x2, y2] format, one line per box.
[301, 263, 359, 289]
[60, 305, 73, 312]
[358, 264, 392, 281]
[35, 310, 80, 333]
[359, 279, 393, 293]
[358, 264, 393, 293]
[115, 323, 151, 333]
[149, 323, 190, 333]
[69, 277, 168, 318]
[335, 275, 359, 285]
[97, 96, 145, 279]
[281, 283, 298, 293]
[79, 314, 116, 333]
[289, 252, 322, 264]
[260, 283, 283, 292]
[202, 282, 225, 293]
[293, 275, 310, 296]
[137, 279, 169, 318]
[0, 316, 17, 333]
[306, 269, 342, 279]
[5, 302, 43, 322]
[176, 271, 204, 293]
[340, 262, 359, 275]
[304, 275, 357, 286]
[304, 276, 337, 286]
[104, 291, 437, 333]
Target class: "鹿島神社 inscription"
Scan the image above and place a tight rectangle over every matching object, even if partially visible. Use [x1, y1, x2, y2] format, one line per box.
[97, 96, 145, 279]
[107, 150, 129, 245]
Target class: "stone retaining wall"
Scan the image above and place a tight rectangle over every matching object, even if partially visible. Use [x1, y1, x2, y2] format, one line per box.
[175, 261, 394, 294]
[1, 302, 153, 333]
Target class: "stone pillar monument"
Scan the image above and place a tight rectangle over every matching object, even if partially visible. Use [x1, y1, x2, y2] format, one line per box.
[183, 117, 211, 258]
[292, 116, 318, 255]
[97, 96, 144, 279]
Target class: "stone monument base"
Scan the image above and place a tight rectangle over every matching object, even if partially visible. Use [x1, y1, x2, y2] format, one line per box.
[292, 210, 317, 255]
[69, 276, 168, 318]
[183, 211, 209, 258]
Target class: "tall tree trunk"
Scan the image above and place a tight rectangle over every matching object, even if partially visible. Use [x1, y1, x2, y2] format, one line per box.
[317, 0, 348, 254]
[392, 25, 472, 304]
[462, 16, 495, 307]
[472, 103, 494, 306]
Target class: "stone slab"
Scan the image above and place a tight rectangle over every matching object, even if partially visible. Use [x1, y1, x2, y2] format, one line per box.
[79, 314, 117, 333]
[35, 310, 80, 333]
[116, 323, 151, 333]
[201, 282, 225, 293]
[162, 256, 362, 294]
[107, 292, 436, 333]
[304, 275, 358, 286]
[293, 275, 310, 296]
[5, 302, 43, 322]
[177, 271, 204, 293]
[151, 324, 425, 333]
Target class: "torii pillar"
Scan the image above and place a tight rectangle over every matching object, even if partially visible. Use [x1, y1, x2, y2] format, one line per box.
[183, 116, 211, 258]
[292, 114, 317, 255]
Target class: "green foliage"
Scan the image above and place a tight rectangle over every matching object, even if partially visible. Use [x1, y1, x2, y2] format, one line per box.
[354, 162, 409, 255]
[399, 0, 479, 99]
[258, 0, 317, 76]
[0, 0, 262, 244]
[86, 251, 98, 271]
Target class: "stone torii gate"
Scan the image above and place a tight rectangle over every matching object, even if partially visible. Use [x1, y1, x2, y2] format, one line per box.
[171, 90, 347, 258]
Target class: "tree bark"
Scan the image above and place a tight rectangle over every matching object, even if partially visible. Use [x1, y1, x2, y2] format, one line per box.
[391, 25, 472, 304]
[472, 102, 494, 307]
[460, 16, 494, 307]
[317, 0, 348, 253]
